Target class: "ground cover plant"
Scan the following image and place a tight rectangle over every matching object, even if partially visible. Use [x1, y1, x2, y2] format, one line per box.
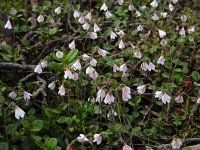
[0, 0, 200, 149]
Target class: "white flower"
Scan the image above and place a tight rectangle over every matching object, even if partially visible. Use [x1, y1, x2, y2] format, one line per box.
[93, 134, 102, 145]
[175, 95, 184, 103]
[86, 66, 98, 80]
[55, 6, 61, 14]
[158, 29, 166, 38]
[119, 63, 127, 73]
[64, 69, 73, 79]
[77, 134, 89, 143]
[72, 59, 81, 71]
[122, 86, 131, 101]
[169, 3, 174, 11]
[37, 15, 44, 22]
[160, 39, 167, 46]
[155, 91, 163, 99]
[171, 0, 178, 4]
[141, 62, 149, 71]
[104, 93, 115, 104]
[4, 19, 12, 29]
[148, 62, 155, 71]
[110, 31, 117, 40]
[152, 13, 159, 21]
[136, 11, 141, 17]
[119, 40, 125, 49]
[48, 81, 56, 90]
[82, 23, 90, 30]
[85, 12, 92, 20]
[72, 72, 79, 81]
[113, 63, 119, 72]
[98, 49, 108, 57]
[137, 85, 147, 94]
[181, 14, 187, 22]
[196, 97, 200, 104]
[188, 26, 195, 33]
[134, 50, 142, 59]
[117, 0, 124, 5]
[90, 32, 98, 39]
[94, 23, 100, 32]
[162, 93, 171, 104]
[171, 138, 182, 149]
[23, 91, 32, 101]
[40, 60, 48, 68]
[69, 40, 75, 50]
[34, 64, 42, 74]
[107, 109, 117, 117]
[10, 8, 17, 15]
[73, 10, 80, 18]
[96, 88, 106, 103]
[150, 0, 158, 8]
[157, 55, 165, 65]
[137, 24, 143, 32]
[78, 16, 86, 24]
[123, 144, 133, 150]
[82, 53, 90, 61]
[58, 85, 65, 96]
[15, 106, 25, 120]
[141, 5, 147, 10]
[179, 27, 186, 36]
[117, 30, 125, 36]
[128, 4, 134, 11]
[9, 91, 17, 99]
[90, 58, 97, 67]
[160, 12, 167, 18]
[105, 10, 112, 18]
[101, 3, 108, 11]
[56, 51, 63, 58]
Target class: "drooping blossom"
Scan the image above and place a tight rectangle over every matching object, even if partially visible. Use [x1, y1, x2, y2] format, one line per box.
[69, 40, 75, 49]
[155, 91, 163, 99]
[9, 91, 17, 99]
[128, 4, 134, 11]
[110, 31, 117, 40]
[196, 97, 200, 104]
[72, 72, 79, 81]
[55, 6, 61, 14]
[116, 30, 125, 36]
[105, 10, 112, 18]
[137, 24, 143, 32]
[171, 0, 178, 4]
[113, 63, 120, 72]
[93, 134, 102, 145]
[107, 109, 117, 117]
[150, 0, 158, 8]
[64, 69, 73, 79]
[157, 55, 165, 65]
[86, 66, 98, 80]
[37, 15, 44, 22]
[56, 51, 63, 58]
[155, 91, 171, 104]
[34, 64, 43, 74]
[179, 27, 186, 36]
[98, 49, 108, 57]
[4, 19, 12, 29]
[171, 138, 182, 149]
[40, 60, 48, 68]
[188, 26, 195, 33]
[169, 3, 174, 11]
[90, 32, 98, 39]
[123, 144, 133, 150]
[82, 53, 90, 61]
[100, 3, 108, 11]
[10, 8, 17, 15]
[141, 62, 149, 71]
[58, 85, 65, 96]
[15, 106, 25, 120]
[141, 6, 147, 10]
[175, 95, 184, 103]
[160, 12, 167, 18]
[152, 13, 159, 21]
[90, 58, 97, 67]
[85, 12, 92, 20]
[82, 23, 90, 30]
[148, 62, 155, 71]
[94, 23, 100, 32]
[73, 10, 80, 18]
[78, 16, 85, 24]
[134, 50, 142, 59]
[48, 81, 56, 90]
[158, 29, 166, 38]
[160, 39, 167, 46]
[104, 93, 115, 104]
[96, 88, 106, 103]
[117, 0, 124, 5]
[137, 85, 147, 94]
[122, 86, 131, 101]
[136, 11, 141, 17]
[77, 134, 89, 143]
[119, 64, 127, 73]
[119, 40, 125, 49]
[72, 59, 81, 71]
[23, 91, 32, 101]
[181, 14, 187, 22]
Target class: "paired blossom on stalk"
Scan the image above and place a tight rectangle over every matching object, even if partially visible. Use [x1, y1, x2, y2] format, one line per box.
[15, 106, 26, 120]
[150, 0, 158, 8]
[137, 85, 147, 94]
[113, 63, 127, 73]
[93, 134, 102, 145]
[58, 85, 65, 96]
[122, 86, 131, 101]
[175, 95, 184, 103]
[141, 62, 155, 71]
[104, 93, 115, 104]
[5, 19, 12, 29]
[98, 49, 108, 57]
[155, 91, 171, 104]
[77, 134, 102, 145]
[171, 138, 182, 149]
[86, 66, 98, 80]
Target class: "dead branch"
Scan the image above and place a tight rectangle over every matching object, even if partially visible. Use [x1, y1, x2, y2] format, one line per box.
[0, 62, 35, 70]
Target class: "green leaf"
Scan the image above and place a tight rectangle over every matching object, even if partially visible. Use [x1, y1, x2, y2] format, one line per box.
[49, 62, 64, 72]
[182, 147, 192, 150]
[21, 39, 30, 47]
[44, 108, 55, 118]
[7, 123, 18, 134]
[192, 71, 200, 81]
[46, 138, 57, 149]
[31, 120, 43, 132]
[49, 28, 57, 35]
[57, 116, 68, 123]
[57, 102, 68, 111]
[0, 142, 8, 150]
[66, 49, 78, 63]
